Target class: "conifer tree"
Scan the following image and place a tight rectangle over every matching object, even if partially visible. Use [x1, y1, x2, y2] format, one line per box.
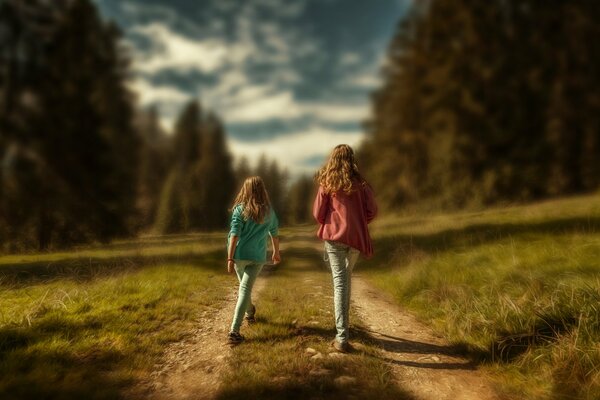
[0, 0, 139, 249]
[362, 0, 600, 209]
[286, 176, 313, 224]
[136, 107, 170, 228]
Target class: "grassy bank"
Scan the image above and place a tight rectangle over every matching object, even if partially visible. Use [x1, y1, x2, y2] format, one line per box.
[363, 193, 600, 399]
[0, 234, 230, 399]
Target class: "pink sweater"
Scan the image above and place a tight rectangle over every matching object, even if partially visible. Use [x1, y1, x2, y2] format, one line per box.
[312, 180, 378, 257]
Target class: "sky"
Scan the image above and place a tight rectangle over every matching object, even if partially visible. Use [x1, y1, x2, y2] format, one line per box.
[94, 0, 410, 177]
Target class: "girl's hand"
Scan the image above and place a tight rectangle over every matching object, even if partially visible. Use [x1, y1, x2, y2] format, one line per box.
[227, 260, 235, 274]
[272, 251, 281, 265]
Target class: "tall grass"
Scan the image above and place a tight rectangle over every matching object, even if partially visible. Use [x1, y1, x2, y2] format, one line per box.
[363, 193, 600, 399]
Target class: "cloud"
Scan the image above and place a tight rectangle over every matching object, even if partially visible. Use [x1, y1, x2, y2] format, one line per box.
[98, 0, 404, 175]
[130, 78, 189, 105]
[130, 23, 227, 74]
[308, 103, 370, 123]
[349, 71, 382, 89]
[225, 91, 301, 123]
[339, 51, 362, 67]
[223, 90, 369, 125]
[228, 127, 364, 177]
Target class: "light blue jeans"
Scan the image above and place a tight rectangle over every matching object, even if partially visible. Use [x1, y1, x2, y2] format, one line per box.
[230, 260, 264, 333]
[325, 241, 360, 344]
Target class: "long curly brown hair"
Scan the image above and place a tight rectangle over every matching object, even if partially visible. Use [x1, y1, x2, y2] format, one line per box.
[232, 176, 271, 223]
[316, 144, 361, 194]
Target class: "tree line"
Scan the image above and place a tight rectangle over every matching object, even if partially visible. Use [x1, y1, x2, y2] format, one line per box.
[360, 0, 600, 209]
[0, 0, 313, 251]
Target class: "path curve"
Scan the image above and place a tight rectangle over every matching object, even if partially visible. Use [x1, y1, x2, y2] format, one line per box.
[352, 275, 499, 400]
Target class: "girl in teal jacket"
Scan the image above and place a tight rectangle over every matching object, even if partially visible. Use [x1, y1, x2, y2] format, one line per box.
[226, 176, 280, 345]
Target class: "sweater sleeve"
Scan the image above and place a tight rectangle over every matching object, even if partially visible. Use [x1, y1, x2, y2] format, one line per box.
[229, 205, 244, 236]
[312, 185, 330, 224]
[363, 183, 378, 223]
[269, 209, 279, 236]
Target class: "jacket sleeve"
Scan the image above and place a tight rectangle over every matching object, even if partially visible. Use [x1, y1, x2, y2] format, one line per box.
[363, 183, 378, 223]
[312, 185, 330, 224]
[229, 205, 244, 236]
[269, 209, 279, 237]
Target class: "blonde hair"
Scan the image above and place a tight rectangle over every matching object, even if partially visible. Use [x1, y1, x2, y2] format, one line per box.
[316, 144, 361, 194]
[232, 176, 271, 223]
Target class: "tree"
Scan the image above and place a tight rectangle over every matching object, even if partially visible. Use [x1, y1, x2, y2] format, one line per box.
[194, 113, 235, 229]
[0, 0, 139, 249]
[286, 176, 314, 224]
[266, 159, 288, 222]
[173, 100, 202, 171]
[154, 100, 203, 233]
[154, 101, 236, 233]
[361, 0, 600, 210]
[136, 107, 170, 229]
[234, 156, 252, 188]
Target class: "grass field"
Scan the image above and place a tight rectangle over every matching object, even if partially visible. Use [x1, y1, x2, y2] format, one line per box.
[363, 193, 600, 399]
[0, 227, 412, 399]
[1, 193, 599, 399]
[0, 234, 230, 399]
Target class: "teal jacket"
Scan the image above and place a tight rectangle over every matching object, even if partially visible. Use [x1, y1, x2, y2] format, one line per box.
[228, 204, 279, 262]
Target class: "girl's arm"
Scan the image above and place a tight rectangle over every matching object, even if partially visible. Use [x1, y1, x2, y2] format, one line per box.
[227, 235, 238, 274]
[270, 235, 280, 264]
[312, 185, 330, 224]
[363, 183, 378, 223]
[227, 205, 243, 274]
[269, 210, 281, 264]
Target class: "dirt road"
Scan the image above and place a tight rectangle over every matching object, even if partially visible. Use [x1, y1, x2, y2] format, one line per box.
[137, 232, 500, 399]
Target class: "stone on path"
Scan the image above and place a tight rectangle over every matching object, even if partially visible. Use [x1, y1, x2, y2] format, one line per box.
[309, 368, 332, 376]
[334, 376, 357, 387]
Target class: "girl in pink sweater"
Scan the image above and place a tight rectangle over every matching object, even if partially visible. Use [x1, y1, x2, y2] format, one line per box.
[313, 144, 377, 352]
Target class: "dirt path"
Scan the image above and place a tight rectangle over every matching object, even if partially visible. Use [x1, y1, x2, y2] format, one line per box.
[135, 231, 499, 400]
[352, 275, 499, 400]
[137, 278, 268, 400]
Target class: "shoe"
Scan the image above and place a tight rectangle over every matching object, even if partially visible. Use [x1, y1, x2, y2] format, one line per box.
[245, 304, 256, 324]
[227, 331, 245, 345]
[330, 339, 353, 353]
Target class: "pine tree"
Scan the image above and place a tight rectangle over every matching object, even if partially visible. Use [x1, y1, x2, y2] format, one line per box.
[194, 113, 235, 230]
[362, 0, 600, 210]
[136, 107, 170, 228]
[234, 156, 252, 188]
[267, 160, 287, 220]
[286, 176, 314, 224]
[154, 100, 203, 233]
[154, 102, 235, 232]
[0, 0, 139, 249]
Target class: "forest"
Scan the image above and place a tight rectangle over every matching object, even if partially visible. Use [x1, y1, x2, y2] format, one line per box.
[360, 0, 600, 209]
[1, 0, 599, 247]
[0, 0, 312, 251]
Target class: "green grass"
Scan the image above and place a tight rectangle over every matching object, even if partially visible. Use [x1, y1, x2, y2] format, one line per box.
[0, 234, 230, 399]
[0, 227, 416, 399]
[4, 192, 599, 399]
[216, 233, 414, 400]
[362, 193, 600, 399]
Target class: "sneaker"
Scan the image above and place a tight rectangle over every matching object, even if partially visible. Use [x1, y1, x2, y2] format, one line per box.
[330, 339, 353, 353]
[245, 304, 256, 324]
[227, 331, 245, 345]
